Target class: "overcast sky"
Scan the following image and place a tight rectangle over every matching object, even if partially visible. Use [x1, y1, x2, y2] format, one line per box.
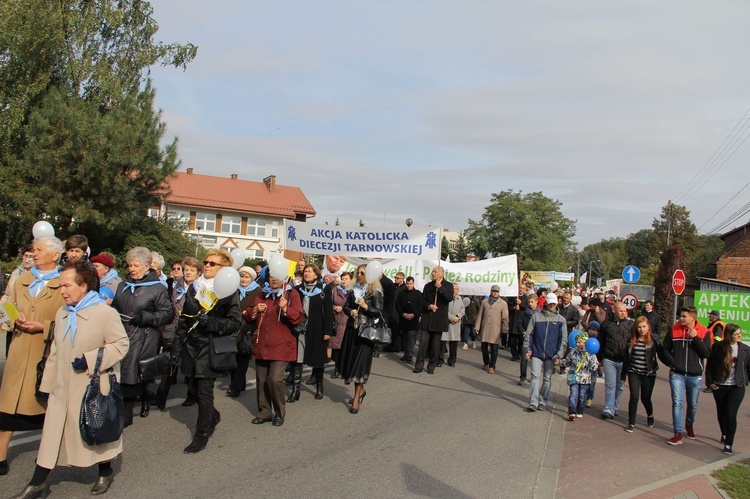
[147, 0, 750, 248]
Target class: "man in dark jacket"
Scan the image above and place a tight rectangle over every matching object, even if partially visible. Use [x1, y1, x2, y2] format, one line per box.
[377, 273, 396, 356]
[639, 300, 662, 340]
[598, 302, 634, 419]
[659, 306, 711, 445]
[414, 266, 453, 374]
[396, 276, 422, 362]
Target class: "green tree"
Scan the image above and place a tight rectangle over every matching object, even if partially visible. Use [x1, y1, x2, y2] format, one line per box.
[454, 233, 469, 262]
[651, 202, 700, 273]
[0, 0, 196, 258]
[441, 235, 452, 260]
[466, 190, 576, 270]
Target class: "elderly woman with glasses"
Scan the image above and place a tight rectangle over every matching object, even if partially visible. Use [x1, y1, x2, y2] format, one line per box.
[171, 249, 241, 453]
[112, 246, 173, 427]
[0, 236, 66, 477]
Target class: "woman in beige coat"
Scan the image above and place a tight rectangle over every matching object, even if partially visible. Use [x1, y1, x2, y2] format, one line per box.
[0, 236, 65, 477]
[11, 260, 129, 498]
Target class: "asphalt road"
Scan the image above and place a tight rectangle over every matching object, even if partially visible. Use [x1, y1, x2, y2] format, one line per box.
[2, 342, 566, 498]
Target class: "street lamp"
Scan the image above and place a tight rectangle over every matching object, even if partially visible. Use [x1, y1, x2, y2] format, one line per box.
[194, 225, 202, 257]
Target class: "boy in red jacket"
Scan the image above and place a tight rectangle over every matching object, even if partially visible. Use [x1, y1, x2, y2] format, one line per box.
[659, 306, 711, 445]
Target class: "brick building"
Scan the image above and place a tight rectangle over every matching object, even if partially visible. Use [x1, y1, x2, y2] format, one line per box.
[149, 169, 315, 261]
[716, 219, 750, 285]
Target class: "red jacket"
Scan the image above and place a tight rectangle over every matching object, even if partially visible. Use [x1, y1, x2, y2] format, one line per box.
[659, 322, 711, 376]
[247, 288, 303, 362]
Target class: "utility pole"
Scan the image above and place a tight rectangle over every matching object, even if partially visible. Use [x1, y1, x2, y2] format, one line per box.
[666, 199, 672, 248]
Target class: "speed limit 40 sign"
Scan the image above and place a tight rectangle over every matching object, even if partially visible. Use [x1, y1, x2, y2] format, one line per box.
[621, 293, 639, 311]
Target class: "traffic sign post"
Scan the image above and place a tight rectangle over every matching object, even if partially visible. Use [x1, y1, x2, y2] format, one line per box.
[621, 293, 639, 311]
[622, 265, 641, 284]
[672, 269, 686, 323]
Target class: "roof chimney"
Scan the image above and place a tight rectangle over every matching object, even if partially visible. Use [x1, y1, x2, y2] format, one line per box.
[186, 168, 194, 175]
[263, 175, 276, 192]
[230, 173, 238, 180]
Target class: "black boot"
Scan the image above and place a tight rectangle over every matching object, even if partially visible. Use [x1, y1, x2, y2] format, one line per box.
[124, 399, 135, 427]
[287, 363, 302, 402]
[315, 378, 324, 400]
[184, 432, 209, 453]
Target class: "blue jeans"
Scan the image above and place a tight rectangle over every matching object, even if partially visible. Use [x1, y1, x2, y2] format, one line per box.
[529, 357, 554, 408]
[569, 383, 590, 415]
[602, 359, 624, 416]
[669, 372, 702, 434]
[461, 324, 476, 344]
[587, 369, 598, 401]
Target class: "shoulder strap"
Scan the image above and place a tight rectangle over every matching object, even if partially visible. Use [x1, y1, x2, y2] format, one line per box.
[93, 347, 104, 374]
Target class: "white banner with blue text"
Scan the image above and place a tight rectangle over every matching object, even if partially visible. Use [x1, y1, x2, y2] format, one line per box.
[283, 220, 442, 260]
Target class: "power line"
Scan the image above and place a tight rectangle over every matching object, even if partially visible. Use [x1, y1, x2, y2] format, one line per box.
[706, 200, 750, 235]
[674, 106, 750, 203]
[697, 182, 750, 231]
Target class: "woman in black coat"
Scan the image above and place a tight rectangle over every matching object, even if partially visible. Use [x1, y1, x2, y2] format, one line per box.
[288, 264, 333, 402]
[706, 323, 750, 455]
[170, 249, 241, 454]
[112, 246, 173, 426]
[343, 268, 384, 414]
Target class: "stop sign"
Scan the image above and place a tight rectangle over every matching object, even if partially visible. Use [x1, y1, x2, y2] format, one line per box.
[672, 269, 686, 295]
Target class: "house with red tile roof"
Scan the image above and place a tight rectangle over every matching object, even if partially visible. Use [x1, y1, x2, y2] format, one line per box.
[149, 169, 315, 261]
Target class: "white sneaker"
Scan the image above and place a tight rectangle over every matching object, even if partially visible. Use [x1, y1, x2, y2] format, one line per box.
[461, 343, 468, 350]
[471, 341, 477, 349]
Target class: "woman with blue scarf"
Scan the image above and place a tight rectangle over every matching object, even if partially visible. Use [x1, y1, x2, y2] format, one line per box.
[288, 264, 333, 402]
[112, 246, 173, 426]
[90, 253, 121, 304]
[227, 266, 261, 398]
[10, 260, 129, 498]
[0, 236, 66, 478]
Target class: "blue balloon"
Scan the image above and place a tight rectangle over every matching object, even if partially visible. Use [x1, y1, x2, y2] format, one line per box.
[585, 337, 600, 355]
[568, 329, 580, 347]
[99, 287, 115, 300]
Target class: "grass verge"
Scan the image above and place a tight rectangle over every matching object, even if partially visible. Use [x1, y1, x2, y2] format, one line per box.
[712, 458, 750, 499]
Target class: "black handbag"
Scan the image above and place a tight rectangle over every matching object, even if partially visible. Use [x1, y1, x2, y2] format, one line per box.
[209, 335, 238, 371]
[35, 323, 54, 397]
[138, 351, 171, 381]
[291, 315, 308, 336]
[238, 331, 254, 356]
[358, 312, 392, 346]
[80, 348, 125, 446]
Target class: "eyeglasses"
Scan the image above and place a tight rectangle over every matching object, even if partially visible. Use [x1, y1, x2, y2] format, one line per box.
[357, 271, 365, 275]
[172, 267, 182, 271]
[203, 261, 224, 268]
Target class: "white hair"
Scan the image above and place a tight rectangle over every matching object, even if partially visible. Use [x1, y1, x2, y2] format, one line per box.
[125, 246, 152, 267]
[150, 251, 165, 270]
[34, 236, 63, 255]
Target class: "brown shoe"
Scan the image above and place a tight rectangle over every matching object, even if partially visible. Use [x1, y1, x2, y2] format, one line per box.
[91, 475, 114, 495]
[482, 364, 489, 371]
[487, 368, 495, 374]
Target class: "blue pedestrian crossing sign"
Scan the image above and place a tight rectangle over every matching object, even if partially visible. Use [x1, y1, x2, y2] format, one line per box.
[622, 265, 641, 284]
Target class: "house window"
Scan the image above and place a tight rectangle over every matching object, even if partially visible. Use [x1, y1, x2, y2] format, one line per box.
[246, 217, 267, 237]
[245, 248, 264, 259]
[221, 215, 242, 234]
[167, 209, 190, 222]
[147, 208, 160, 218]
[271, 221, 279, 238]
[195, 212, 216, 232]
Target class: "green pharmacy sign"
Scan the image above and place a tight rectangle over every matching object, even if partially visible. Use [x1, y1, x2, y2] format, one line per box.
[694, 291, 750, 342]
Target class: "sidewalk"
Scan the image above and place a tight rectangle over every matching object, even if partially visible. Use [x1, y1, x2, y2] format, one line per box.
[555, 368, 748, 498]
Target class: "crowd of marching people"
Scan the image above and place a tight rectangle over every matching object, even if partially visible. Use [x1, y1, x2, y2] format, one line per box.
[0, 231, 748, 497]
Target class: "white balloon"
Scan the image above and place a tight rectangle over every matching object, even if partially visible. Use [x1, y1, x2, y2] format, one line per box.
[550, 281, 559, 292]
[229, 248, 245, 269]
[32, 221, 55, 238]
[571, 295, 582, 307]
[462, 297, 470, 307]
[268, 254, 289, 279]
[214, 267, 240, 299]
[365, 260, 383, 284]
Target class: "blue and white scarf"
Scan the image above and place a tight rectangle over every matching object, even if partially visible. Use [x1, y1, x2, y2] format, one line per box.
[122, 272, 162, 294]
[262, 283, 291, 299]
[238, 281, 260, 300]
[99, 268, 119, 286]
[29, 266, 61, 297]
[62, 291, 104, 345]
